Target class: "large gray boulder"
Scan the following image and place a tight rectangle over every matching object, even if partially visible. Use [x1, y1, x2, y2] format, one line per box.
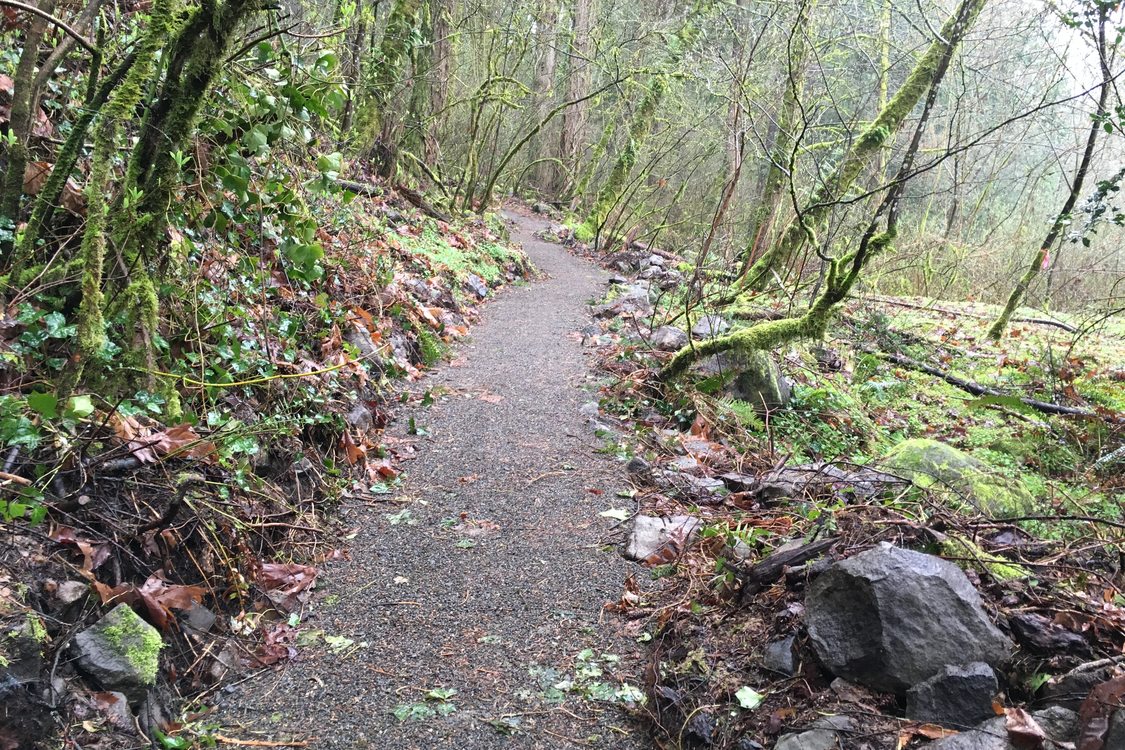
[806, 543, 1012, 693]
[906, 662, 998, 727]
[73, 605, 163, 701]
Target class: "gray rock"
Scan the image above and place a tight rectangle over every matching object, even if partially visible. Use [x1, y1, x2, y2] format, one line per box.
[592, 283, 653, 318]
[93, 691, 134, 730]
[73, 605, 163, 701]
[345, 403, 373, 431]
[625, 456, 651, 475]
[625, 515, 700, 561]
[607, 273, 628, 285]
[690, 314, 729, 338]
[695, 350, 791, 410]
[906, 662, 998, 727]
[344, 324, 380, 359]
[775, 716, 853, 750]
[1106, 709, 1125, 750]
[182, 604, 217, 636]
[645, 254, 666, 268]
[806, 543, 1013, 693]
[54, 580, 89, 609]
[1041, 658, 1123, 709]
[464, 273, 489, 299]
[926, 718, 1008, 750]
[762, 636, 797, 676]
[649, 326, 689, 351]
[1033, 706, 1080, 744]
[928, 708, 1079, 750]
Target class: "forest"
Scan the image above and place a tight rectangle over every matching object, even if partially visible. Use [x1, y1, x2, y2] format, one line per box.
[0, 0, 1123, 748]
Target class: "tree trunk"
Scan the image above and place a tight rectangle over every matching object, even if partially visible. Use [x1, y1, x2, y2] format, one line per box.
[663, 0, 986, 381]
[528, 1, 559, 192]
[365, 0, 423, 178]
[425, 0, 452, 167]
[987, 5, 1109, 340]
[553, 0, 593, 198]
[739, 0, 987, 293]
[737, 0, 814, 279]
[582, 1, 708, 238]
[0, 0, 55, 265]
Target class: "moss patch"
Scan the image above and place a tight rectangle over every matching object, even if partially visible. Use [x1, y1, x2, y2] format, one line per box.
[882, 438, 1036, 517]
[97, 604, 162, 686]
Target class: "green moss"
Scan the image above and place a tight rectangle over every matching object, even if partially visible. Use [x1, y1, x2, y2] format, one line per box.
[882, 438, 1036, 517]
[99, 605, 162, 685]
[938, 534, 1032, 581]
[416, 327, 446, 366]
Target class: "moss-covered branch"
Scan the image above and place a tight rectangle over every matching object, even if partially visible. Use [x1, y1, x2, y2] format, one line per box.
[739, 0, 987, 291]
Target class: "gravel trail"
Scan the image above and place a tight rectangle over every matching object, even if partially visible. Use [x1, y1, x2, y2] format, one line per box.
[221, 208, 650, 749]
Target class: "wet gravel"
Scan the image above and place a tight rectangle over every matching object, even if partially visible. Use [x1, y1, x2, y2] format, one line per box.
[219, 210, 651, 749]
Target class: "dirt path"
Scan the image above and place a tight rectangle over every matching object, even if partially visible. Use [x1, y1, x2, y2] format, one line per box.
[220, 209, 650, 749]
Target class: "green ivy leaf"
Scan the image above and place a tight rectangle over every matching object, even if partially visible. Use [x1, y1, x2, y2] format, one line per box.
[66, 395, 95, 419]
[27, 392, 58, 418]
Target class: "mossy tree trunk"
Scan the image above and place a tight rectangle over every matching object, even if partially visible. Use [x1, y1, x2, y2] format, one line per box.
[0, 0, 55, 266]
[987, 4, 1110, 340]
[737, 0, 815, 280]
[736, 0, 986, 293]
[580, 1, 709, 239]
[662, 0, 985, 381]
[552, 0, 593, 198]
[365, 0, 423, 178]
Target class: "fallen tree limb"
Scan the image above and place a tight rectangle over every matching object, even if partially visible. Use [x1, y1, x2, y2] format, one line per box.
[861, 295, 1079, 333]
[737, 536, 837, 603]
[394, 184, 453, 223]
[874, 349, 1116, 420]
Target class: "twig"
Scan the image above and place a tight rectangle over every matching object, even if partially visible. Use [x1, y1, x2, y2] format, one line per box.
[0, 471, 31, 486]
[212, 735, 310, 748]
[0, 0, 96, 52]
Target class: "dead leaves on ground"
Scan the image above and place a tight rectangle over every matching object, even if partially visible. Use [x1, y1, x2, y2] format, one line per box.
[111, 416, 217, 464]
[257, 562, 318, 612]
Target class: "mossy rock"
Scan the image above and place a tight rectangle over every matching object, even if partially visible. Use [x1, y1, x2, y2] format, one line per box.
[695, 349, 791, 413]
[881, 438, 1035, 517]
[73, 604, 162, 700]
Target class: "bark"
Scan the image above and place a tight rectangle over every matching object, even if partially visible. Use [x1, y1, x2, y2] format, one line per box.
[553, 0, 592, 197]
[0, 0, 55, 266]
[988, 6, 1110, 340]
[581, 2, 709, 237]
[425, 0, 452, 166]
[738, 0, 814, 278]
[366, 0, 423, 178]
[528, 1, 559, 191]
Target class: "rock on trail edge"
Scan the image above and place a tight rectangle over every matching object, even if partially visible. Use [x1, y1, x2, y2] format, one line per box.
[219, 209, 651, 749]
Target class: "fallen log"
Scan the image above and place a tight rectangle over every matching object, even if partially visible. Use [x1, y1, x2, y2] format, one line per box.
[737, 536, 837, 603]
[861, 295, 1079, 333]
[874, 349, 1116, 420]
[335, 180, 453, 224]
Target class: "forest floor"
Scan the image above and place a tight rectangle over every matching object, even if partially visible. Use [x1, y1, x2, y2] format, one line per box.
[217, 207, 651, 748]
